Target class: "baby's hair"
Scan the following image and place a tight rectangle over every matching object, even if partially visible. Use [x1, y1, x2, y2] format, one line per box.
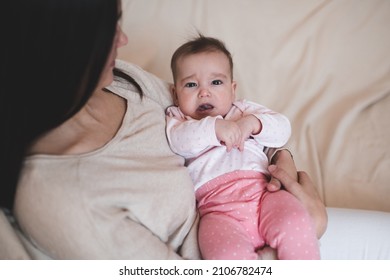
[171, 33, 233, 83]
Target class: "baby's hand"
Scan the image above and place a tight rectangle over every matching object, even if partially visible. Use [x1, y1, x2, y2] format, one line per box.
[235, 115, 262, 150]
[215, 119, 242, 152]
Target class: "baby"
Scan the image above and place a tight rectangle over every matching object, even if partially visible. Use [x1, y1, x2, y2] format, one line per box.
[166, 35, 320, 260]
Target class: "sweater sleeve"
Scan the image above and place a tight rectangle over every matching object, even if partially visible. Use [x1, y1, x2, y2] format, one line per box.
[166, 106, 222, 158]
[112, 215, 183, 259]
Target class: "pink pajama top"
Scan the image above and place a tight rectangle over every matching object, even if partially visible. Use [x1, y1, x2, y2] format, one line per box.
[166, 100, 291, 191]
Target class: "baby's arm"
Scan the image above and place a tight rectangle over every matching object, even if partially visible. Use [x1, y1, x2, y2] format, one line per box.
[166, 107, 222, 157]
[236, 101, 294, 188]
[237, 100, 291, 148]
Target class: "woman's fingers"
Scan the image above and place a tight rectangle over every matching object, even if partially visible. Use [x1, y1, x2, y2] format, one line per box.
[268, 165, 300, 194]
[268, 165, 328, 238]
[267, 177, 281, 192]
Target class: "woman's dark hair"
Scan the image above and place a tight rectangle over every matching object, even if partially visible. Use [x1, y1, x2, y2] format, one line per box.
[0, 0, 124, 209]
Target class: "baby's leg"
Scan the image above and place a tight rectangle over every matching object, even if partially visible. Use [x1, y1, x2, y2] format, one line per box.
[259, 190, 320, 259]
[198, 213, 259, 260]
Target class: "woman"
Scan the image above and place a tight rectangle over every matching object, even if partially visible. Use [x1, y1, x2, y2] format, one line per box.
[0, 0, 326, 259]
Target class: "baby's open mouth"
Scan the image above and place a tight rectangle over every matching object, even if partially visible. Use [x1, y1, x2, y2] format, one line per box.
[197, 103, 214, 112]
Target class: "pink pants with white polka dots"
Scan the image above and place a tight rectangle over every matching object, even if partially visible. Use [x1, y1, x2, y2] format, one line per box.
[196, 170, 320, 260]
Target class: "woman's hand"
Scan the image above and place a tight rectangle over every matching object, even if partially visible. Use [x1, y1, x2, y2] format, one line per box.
[267, 164, 328, 239]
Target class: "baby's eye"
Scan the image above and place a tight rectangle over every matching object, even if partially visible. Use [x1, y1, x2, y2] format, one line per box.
[185, 82, 197, 88]
[212, 80, 223, 85]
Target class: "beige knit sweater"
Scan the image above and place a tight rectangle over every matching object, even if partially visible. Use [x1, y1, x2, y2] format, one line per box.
[10, 60, 200, 259]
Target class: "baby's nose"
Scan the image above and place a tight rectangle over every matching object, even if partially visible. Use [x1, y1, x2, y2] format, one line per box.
[198, 88, 210, 97]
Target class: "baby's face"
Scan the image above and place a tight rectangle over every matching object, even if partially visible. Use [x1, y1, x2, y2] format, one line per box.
[172, 51, 236, 120]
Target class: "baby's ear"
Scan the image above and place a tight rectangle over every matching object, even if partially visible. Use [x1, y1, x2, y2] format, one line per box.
[231, 81, 237, 98]
[170, 84, 179, 106]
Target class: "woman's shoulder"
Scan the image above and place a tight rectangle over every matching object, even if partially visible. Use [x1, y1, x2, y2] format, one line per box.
[107, 60, 174, 109]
